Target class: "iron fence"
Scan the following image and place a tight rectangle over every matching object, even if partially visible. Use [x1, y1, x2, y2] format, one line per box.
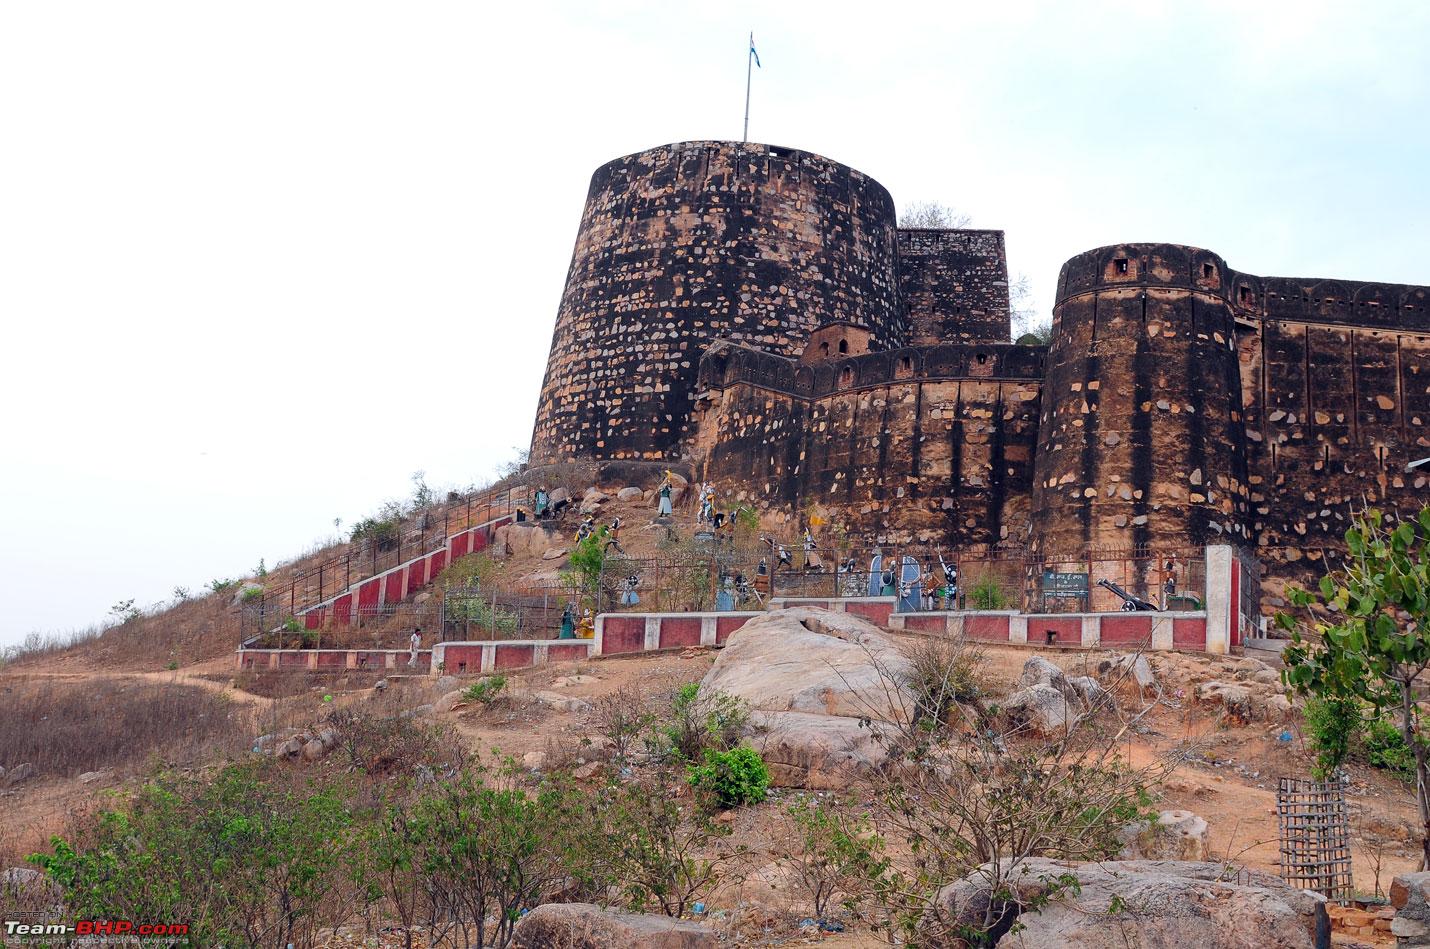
[239, 483, 523, 639]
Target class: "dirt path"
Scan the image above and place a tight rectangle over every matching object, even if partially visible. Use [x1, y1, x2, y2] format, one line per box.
[0, 664, 273, 707]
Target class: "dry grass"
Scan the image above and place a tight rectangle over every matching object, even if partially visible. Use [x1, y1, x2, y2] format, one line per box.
[0, 678, 253, 779]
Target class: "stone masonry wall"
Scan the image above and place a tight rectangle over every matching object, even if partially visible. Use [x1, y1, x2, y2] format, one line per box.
[898, 228, 1011, 345]
[693, 342, 1044, 545]
[1231, 273, 1430, 606]
[529, 141, 904, 465]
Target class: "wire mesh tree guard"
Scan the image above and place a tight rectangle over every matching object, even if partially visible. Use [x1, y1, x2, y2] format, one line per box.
[1276, 773, 1354, 904]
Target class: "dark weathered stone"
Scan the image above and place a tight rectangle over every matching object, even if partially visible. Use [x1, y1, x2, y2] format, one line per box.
[528, 143, 1430, 611]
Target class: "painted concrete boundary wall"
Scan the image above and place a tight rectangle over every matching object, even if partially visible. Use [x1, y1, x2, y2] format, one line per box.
[239, 648, 435, 672]
[888, 610, 1214, 651]
[294, 515, 515, 631]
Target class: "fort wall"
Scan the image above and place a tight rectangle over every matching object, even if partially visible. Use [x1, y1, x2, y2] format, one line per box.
[529, 141, 904, 465]
[898, 228, 1010, 344]
[695, 342, 1043, 545]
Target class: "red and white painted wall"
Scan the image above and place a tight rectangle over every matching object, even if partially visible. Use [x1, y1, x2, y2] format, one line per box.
[238, 543, 1255, 673]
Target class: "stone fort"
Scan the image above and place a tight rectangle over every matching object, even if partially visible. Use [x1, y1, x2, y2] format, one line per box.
[529, 140, 1430, 610]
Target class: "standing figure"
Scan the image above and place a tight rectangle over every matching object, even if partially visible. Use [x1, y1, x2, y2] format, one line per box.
[657, 475, 674, 518]
[803, 530, 823, 572]
[879, 563, 897, 597]
[716, 573, 735, 612]
[534, 486, 549, 519]
[698, 482, 715, 524]
[922, 559, 940, 611]
[575, 515, 595, 543]
[942, 562, 959, 609]
[620, 574, 641, 607]
[605, 516, 625, 554]
[408, 627, 422, 668]
[559, 602, 576, 639]
[1162, 559, 1177, 610]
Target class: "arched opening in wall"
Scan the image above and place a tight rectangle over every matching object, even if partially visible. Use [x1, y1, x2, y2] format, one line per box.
[1202, 263, 1215, 280]
[1239, 286, 1254, 306]
[976, 352, 988, 365]
[838, 339, 849, 355]
[711, 354, 729, 384]
[896, 355, 913, 379]
[839, 366, 853, 387]
[820, 341, 830, 358]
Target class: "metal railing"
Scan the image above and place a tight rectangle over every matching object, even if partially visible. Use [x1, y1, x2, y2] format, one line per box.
[240, 483, 522, 639]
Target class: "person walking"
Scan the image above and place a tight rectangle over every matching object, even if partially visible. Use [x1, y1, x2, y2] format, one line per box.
[408, 627, 422, 668]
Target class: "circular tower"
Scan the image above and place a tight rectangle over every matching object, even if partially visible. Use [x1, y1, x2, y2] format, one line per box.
[528, 141, 903, 466]
[1030, 244, 1252, 553]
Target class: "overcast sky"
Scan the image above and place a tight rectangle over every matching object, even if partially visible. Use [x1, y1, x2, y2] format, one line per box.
[3, 1, 1428, 646]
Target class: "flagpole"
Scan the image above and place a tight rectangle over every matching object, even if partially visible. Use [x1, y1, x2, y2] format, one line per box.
[742, 31, 753, 143]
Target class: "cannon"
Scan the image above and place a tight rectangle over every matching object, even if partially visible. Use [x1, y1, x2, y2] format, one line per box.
[1096, 578, 1159, 612]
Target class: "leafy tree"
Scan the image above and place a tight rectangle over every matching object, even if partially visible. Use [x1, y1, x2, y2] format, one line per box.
[31, 764, 355, 947]
[108, 599, 140, 624]
[1280, 506, 1430, 868]
[686, 746, 770, 809]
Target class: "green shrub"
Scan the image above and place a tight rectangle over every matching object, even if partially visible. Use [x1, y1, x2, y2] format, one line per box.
[240, 585, 264, 603]
[1303, 696, 1414, 779]
[967, 576, 1007, 610]
[661, 684, 749, 762]
[30, 764, 354, 947]
[282, 617, 303, 634]
[686, 746, 769, 809]
[350, 517, 399, 548]
[1365, 717, 1415, 776]
[462, 675, 507, 705]
[207, 578, 238, 596]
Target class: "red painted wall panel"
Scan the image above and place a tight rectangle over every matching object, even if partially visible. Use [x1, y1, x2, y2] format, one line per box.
[548, 644, 591, 663]
[1026, 617, 1080, 647]
[316, 651, 345, 669]
[450, 531, 470, 559]
[964, 614, 1010, 642]
[471, 529, 488, 553]
[1174, 618, 1207, 649]
[355, 651, 388, 670]
[407, 559, 427, 592]
[304, 610, 323, 631]
[716, 615, 750, 643]
[846, 601, 892, 626]
[279, 651, 308, 668]
[384, 570, 404, 605]
[493, 645, 535, 670]
[438, 645, 479, 673]
[602, 616, 646, 654]
[429, 550, 446, 580]
[1101, 615, 1153, 645]
[903, 614, 949, 633]
[357, 579, 380, 619]
[332, 594, 352, 627]
[659, 617, 702, 649]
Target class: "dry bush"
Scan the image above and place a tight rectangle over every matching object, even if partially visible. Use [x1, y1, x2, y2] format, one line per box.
[0, 679, 251, 779]
[591, 682, 654, 764]
[900, 634, 988, 726]
[322, 708, 463, 777]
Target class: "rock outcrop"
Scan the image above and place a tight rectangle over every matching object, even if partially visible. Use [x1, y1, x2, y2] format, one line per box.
[923, 858, 1328, 948]
[1392, 871, 1430, 945]
[700, 607, 912, 788]
[1117, 809, 1210, 861]
[701, 607, 912, 721]
[512, 902, 716, 948]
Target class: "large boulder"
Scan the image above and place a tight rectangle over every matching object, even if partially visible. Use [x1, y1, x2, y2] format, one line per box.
[617, 486, 644, 501]
[2, 762, 35, 788]
[1391, 871, 1430, 944]
[512, 902, 716, 948]
[1003, 684, 1076, 734]
[1, 867, 64, 914]
[497, 523, 552, 558]
[700, 607, 913, 722]
[923, 858, 1328, 948]
[749, 710, 894, 789]
[1117, 809, 1210, 861]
